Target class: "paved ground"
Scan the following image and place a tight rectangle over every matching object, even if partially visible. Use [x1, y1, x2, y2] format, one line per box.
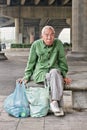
[0, 49, 87, 130]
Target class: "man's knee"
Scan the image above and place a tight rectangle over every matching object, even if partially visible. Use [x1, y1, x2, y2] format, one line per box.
[50, 69, 60, 75]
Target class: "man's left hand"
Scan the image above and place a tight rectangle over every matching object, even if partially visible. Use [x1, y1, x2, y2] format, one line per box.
[64, 78, 72, 85]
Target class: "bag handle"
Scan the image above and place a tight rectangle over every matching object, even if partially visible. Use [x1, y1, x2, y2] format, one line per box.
[44, 79, 50, 88]
[16, 81, 26, 90]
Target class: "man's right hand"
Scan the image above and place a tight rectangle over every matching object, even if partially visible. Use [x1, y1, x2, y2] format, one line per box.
[16, 78, 28, 84]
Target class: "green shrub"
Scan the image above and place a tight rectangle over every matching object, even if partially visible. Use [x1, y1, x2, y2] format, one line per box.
[11, 43, 31, 48]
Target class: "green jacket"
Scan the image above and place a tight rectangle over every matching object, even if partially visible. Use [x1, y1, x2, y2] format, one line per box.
[24, 38, 68, 83]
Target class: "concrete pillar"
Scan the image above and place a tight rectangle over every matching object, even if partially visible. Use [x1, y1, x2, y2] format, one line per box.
[15, 18, 23, 43]
[15, 18, 19, 43]
[19, 18, 23, 43]
[67, 0, 87, 60]
[27, 27, 35, 44]
[72, 0, 87, 53]
[7, 0, 10, 5]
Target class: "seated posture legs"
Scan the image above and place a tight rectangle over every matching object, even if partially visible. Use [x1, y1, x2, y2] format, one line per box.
[45, 69, 64, 116]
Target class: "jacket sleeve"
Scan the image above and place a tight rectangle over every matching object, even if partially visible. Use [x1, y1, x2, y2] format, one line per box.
[58, 41, 68, 78]
[23, 43, 37, 81]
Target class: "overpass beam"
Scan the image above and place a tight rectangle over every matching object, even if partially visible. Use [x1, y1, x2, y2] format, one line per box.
[48, 0, 55, 5]
[62, 0, 70, 5]
[34, 0, 40, 5]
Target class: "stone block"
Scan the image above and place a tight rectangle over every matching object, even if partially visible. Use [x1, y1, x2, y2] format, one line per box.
[72, 91, 87, 109]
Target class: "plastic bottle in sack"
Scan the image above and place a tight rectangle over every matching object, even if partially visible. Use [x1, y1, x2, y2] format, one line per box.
[21, 112, 26, 117]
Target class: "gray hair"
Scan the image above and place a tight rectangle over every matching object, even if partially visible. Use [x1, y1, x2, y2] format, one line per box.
[41, 25, 55, 35]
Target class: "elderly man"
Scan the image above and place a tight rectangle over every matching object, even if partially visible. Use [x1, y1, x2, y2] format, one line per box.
[18, 25, 71, 116]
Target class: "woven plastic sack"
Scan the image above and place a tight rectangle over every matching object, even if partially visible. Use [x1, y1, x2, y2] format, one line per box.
[4, 82, 30, 118]
[26, 85, 50, 117]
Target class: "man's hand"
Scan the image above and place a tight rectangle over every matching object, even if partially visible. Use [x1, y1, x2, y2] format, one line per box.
[64, 77, 72, 85]
[16, 78, 28, 84]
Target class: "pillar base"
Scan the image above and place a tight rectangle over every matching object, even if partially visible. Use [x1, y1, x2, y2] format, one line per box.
[0, 52, 8, 60]
[72, 91, 87, 109]
[67, 52, 87, 61]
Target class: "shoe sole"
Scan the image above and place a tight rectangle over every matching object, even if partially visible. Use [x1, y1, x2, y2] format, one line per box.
[54, 112, 65, 117]
[54, 108, 64, 117]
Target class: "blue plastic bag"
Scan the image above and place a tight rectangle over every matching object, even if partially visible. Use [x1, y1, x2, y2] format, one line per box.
[4, 82, 30, 118]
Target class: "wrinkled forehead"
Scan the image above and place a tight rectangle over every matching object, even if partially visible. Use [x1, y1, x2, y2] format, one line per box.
[41, 26, 55, 35]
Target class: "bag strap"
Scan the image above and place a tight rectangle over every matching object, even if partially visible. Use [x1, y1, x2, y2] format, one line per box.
[44, 79, 50, 88]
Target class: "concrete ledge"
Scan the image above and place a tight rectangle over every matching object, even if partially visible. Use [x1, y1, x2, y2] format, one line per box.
[64, 80, 87, 91]
[64, 80, 87, 109]
[67, 52, 87, 61]
[26, 80, 87, 109]
[26, 80, 87, 91]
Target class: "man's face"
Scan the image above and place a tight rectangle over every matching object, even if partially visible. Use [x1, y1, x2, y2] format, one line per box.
[42, 28, 55, 46]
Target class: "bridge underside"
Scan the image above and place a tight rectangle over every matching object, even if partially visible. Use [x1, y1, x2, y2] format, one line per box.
[0, 0, 72, 6]
[0, 0, 87, 61]
[0, 0, 72, 28]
